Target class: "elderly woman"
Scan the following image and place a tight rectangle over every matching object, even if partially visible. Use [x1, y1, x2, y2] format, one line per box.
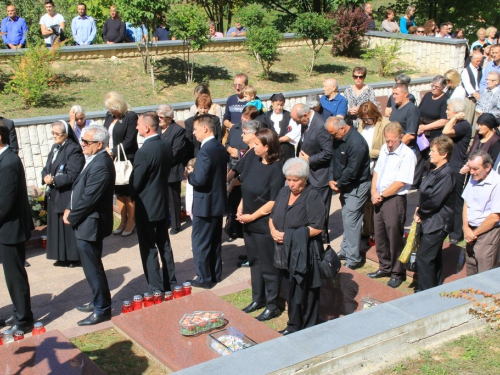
[103, 91, 138, 237]
[470, 28, 488, 52]
[414, 136, 455, 291]
[209, 21, 223, 38]
[157, 104, 186, 235]
[270, 158, 326, 335]
[42, 121, 84, 267]
[237, 128, 284, 322]
[444, 69, 466, 99]
[188, 84, 223, 123]
[225, 105, 259, 169]
[441, 98, 472, 244]
[358, 102, 389, 243]
[486, 26, 497, 45]
[266, 93, 300, 162]
[400, 6, 416, 34]
[69, 105, 91, 142]
[344, 67, 377, 128]
[306, 93, 332, 120]
[381, 9, 399, 33]
[476, 71, 500, 121]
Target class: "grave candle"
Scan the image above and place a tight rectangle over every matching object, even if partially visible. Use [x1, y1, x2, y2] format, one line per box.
[143, 292, 154, 307]
[121, 300, 133, 314]
[165, 291, 173, 301]
[153, 291, 163, 304]
[14, 331, 24, 341]
[32, 322, 46, 336]
[133, 295, 143, 310]
[173, 286, 183, 299]
[182, 282, 192, 296]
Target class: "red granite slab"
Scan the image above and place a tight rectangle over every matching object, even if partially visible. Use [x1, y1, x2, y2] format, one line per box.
[319, 267, 407, 321]
[112, 290, 281, 372]
[0, 330, 104, 375]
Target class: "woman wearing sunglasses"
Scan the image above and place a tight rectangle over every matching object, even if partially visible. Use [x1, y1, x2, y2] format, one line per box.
[343, 67, 377, 128]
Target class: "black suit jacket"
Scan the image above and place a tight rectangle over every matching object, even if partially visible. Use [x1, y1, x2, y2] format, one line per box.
[130, 136, 172, 222]
[159, 122, 186, 183]
[0, 148, 34, 244]
[184, 114, 222, 161]
[0, 117, 19, 153]
[67, 151, 116, 242]
[187, 138, 227, 217]
[41, 140, 85, 213]
[297, 112, 333, 188]
[103, 111, 139, 160]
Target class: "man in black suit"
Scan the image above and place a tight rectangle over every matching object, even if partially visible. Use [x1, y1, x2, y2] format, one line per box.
[157, 104, 186, 235]
[63, 125, 115, 326]
[186, 114, 227, 288]
[0, 117, 19, 153]
[291, 103, 333, 242]
[131, 112, 177, 293]
[0, 126, 34, 333]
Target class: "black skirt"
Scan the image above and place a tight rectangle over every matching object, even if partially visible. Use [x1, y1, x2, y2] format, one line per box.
[46, 198, 80, 261]
[114, 184, 130, 197]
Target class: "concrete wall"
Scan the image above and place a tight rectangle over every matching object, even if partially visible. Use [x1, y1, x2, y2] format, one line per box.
[15, 77, 434, 188]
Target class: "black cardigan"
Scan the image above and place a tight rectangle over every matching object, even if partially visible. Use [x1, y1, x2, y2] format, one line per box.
[103, 111, 138, 160]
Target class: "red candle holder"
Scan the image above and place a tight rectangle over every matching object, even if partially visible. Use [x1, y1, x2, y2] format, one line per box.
[368, 236, 375, 247]
[165, 291, 173, 301]
[143, 292, 154, 307]
[14, 331, 24, 341]
[182, 282, 192, 296]
[153, 291, 163, 304]
[173, 286, 184, 299]
[31, 322, 46, 336]
[41, 236, 47, 249]
[133, 295, 143, 310]
[122, 300, 133, 314]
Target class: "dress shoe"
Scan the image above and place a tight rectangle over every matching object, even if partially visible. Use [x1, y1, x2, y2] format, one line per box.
[53, 260, 67, 267]
[122, 225, 135, 237]
[24, 261, 31, 267]
[76, 303, 95, 313]
[242, 301, 265, 313]
[256, 308, 279, 321]
[113, 227, 125, 235]
[387, 278, 404, 288]
[367, 270, 391, 279]
[237, 261, 250, 268]
[170, 228, 180, 235]
[9, 323, 34, 334]
[0, 316, 15, 327]
[77, 312, 111, 326]
[68, 261, 81, 268]
[337, 252, 347, 261]
[279, 328, 293, 336]
[189, 279, 212, 289]
[345, 262, 363, 270]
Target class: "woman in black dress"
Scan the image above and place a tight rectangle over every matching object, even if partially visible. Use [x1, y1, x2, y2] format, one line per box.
[103, 91, 138, 237]
[267, 93, 300, 162]
[225, 105, 259, 170]
[42, 121, 84, 267]
[269, 157, 326, 335]
[237, 128, 284, 321]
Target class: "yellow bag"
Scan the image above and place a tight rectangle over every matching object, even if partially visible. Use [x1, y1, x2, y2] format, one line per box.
[399, 221, 420, 263]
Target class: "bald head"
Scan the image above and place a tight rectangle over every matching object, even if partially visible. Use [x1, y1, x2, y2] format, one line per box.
[323, 78, 339, 99]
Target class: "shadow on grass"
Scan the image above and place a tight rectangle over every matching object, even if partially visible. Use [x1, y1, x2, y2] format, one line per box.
[313, 63, 350, 75]
[156, 56, 231, 86]
[0, 70, 12, 92]
[267, 71, 298, 83]
[34, 92, 78, 109]
[56, 73, 91, 85]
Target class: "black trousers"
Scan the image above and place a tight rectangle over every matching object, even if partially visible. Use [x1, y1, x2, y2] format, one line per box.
[0, 242, 33, 326]
[168, 181, 182, 231]
[192, 215, 223, 285]
[281, 269, 320, 332]
[416, 229, 447, 291]
[412, 146, 424, 190]
[77, 239, 111, 315]
[449, 172, 466, 241]
[136, 217, 177, 293]
[314, 185, 332, 242]
[243, 230, 280, 310]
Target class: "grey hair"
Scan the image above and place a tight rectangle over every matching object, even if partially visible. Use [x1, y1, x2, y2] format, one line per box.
[157, 104, 174, 118]
[294, 103, 310, 117]
[393, 83, 408, 92]
[305, 94, 320, 110]
[283, 157, 309, 178]
[447, 98, 466, 113]
[325, 116, 347, 130]
[432, 75, 447, 88]
[52, 121, 67, 133]
[469, 149, 493, 168]
[242, 120, 261, 133]
[83, 124, 109, 147]
[70, 104, 85, 116]
[487, 70, 500, 82]
[395, 73, 411, 85]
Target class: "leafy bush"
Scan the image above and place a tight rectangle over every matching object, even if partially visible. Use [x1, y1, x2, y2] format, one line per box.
[328, 6, 369, 57]
[293, 12, 333, 76]
[235, 4, 274, 29]
[245, 26, 281, 79]
[362, 39, 406, 77]
[6, 40, 61, 106]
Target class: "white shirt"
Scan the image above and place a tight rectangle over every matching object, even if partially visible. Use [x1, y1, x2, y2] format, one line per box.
[0, 144, 9, 156]
[361, 125, 375, 169]
[462, 170, 500, 226]
[39, 13, 65, 45]
[374, 142, 416, 195]
[270, 112, 301, 146]
[448, 85, 467, 100]
[201, 135, 215, 148]
[108, 123, 115, 150]
[461, 65, 480, 96]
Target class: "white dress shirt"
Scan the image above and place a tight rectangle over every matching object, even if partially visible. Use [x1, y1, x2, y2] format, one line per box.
[461, 65, 480, 97]
[374, 142, 416, 195]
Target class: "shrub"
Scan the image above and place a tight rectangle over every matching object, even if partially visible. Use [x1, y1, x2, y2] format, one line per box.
[6, 40, 61, 106]
[328, 6, 369, 57]
[362, 38, 406, 77]
[245, 26, 281, 79]
[235, 4, 267, 29]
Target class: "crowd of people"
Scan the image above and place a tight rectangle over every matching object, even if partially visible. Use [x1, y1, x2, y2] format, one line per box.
[2, 20, 500, 338]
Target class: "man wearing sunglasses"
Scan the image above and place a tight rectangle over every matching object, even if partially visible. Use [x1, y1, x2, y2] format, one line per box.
[63, 125, 115, 326]
[223, 73, 249, 132]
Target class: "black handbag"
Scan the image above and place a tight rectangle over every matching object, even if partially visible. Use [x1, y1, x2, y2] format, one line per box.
[224, 211, 243, 239]
[316, 245, 341, 280]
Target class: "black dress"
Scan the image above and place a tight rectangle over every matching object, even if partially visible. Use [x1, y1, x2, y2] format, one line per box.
[184, 114, 222, 161]
[41, 138, 85, 261]
[103, 111, 138, 196]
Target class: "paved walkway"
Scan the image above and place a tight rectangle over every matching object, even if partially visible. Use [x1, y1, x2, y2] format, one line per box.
[0, 192, 419, 337]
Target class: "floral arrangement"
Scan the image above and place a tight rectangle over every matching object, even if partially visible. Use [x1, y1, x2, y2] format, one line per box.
[27, 186, 47, 227]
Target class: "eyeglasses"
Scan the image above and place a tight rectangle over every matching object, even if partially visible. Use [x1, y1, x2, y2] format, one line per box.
[416, 30, 425, 33]
[362, 118, 374, 123]
[80, 138, 99, 146]
[242, 131, 254, 135]
[234, 84, 244, 88]
[431, 85, 443, 89]
[158, 115, 172, 119]
[353, 75, 365, 79]
[51, 131, 65, 136]
[486, 79, 499, 82]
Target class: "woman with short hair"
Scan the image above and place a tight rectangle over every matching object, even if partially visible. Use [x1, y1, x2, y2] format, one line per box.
[444, 69, 466, 99]
[344, 67, 377, 128]
[69, 105, 91, 142]
[381, 9, 399, 33]
[267, 93, 300, 162]
[188, 84, 223, 123]
[486, 26, 497, 45]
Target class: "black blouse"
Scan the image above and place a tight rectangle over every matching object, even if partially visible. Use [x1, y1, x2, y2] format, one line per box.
[103, 111, 138, 160]
[418, 93, 448, 139]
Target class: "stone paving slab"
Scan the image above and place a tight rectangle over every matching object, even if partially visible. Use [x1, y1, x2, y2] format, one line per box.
[0, 329, 105, 374]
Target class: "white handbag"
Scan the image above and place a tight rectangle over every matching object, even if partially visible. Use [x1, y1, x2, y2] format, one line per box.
[114, 143, 133, 185]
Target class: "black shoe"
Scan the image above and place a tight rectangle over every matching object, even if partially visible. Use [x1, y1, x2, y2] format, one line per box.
[237, 261, 250, 267]
[238, 255, 248, 261]
[387, 278, 404, 288]
[76, 303, 95, 313]
[242, 301, 265, 313]
[53, 261, 67, 267]
[189, 279, 212, 289]
[9, 323, 34, 334]
[337, 252, 347, 261]
[345, 262, 363, 270]
[68, 261, 81, 268]
[3, 316, 15, 326]
[279, 328, 293, 335]
[77, 312, 111, 326]
[170, 228, 180, 235]
[24, 261, 31, 267]
[256, 308, 279, 321]
[448, 238, 459, 245]
[367, 270, 391, 279]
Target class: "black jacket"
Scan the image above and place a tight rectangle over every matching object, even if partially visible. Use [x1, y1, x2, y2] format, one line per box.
[130, 136, 172, 222]
[67, 151, 115, 241]
[159, 122, 186, 183]
[41, 140, 84, 213]
[0, 148, 33, 244]
[103, 111, 138, 160]
[0, 117, 18, 153]
[184, 114, 222, 161]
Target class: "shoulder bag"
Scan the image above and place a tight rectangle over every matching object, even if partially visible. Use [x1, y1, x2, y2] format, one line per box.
[114, 143, 133, 185]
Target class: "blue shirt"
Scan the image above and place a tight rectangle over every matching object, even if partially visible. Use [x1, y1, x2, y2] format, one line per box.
[227, 26, 247, 36]
[320, 93, 348, 118]
[479, 60, 500, 92]
[71, 15, 96, 45]
[125, 22, 147, 42]
[1, 16, 28, 46]
[154, 26, 170, 41]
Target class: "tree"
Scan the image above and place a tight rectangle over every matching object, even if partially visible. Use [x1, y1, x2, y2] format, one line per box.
[168, 5, 210, 84]
[245, 26, 281, 79]
[293, 12, 333, 76]
[236, 4, 269, 63]
[328, 5, 368, 57]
